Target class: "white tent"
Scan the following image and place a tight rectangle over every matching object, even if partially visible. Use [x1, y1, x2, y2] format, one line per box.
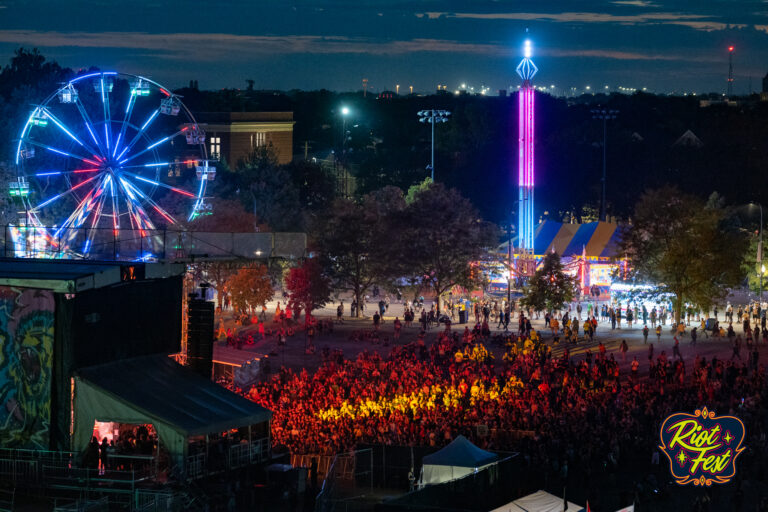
[420, 435, 499, 486]
[490, 490, 584, 512]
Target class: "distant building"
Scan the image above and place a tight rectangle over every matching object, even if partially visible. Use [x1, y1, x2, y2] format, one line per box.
[195, 112, 294, 167]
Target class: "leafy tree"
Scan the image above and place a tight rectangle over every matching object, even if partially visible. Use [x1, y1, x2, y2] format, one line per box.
[621, 187, 747, 323]
[741, 234, 766, 295]
[314, 191, 402, 317]
[236, 145, 302, 231]
[285, 258, 331, 323]
[226, 264, 274, 312]
[0, 48, 73, 157]
[396, 183, 497, 313]
[521, 252, 576, 312]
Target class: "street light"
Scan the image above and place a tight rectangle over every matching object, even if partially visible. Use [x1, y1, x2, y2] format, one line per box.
[338, 106, 352, 197]
[590, 108, 619, 222]
[417, 109, 451, 181]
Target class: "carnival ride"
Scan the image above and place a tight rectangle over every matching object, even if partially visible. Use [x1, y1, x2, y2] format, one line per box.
[11, 71, 215, 259]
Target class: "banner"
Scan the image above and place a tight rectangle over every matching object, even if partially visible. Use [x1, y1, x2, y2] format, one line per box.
[0, 286, 55, 449]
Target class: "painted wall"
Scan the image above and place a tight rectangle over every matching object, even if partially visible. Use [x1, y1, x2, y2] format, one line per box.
[0, 287, 55, 449]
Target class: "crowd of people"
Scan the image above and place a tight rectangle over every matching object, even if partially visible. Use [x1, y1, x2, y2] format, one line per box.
[238, 314, 768, 504]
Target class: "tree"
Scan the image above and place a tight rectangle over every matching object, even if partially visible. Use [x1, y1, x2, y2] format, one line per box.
[742, 234, 764, 295]
[621, 187, 747, 323]
[236, 145, 302, 231]
[285, 258, 331, 323]
[225, 264, 274, 312]
[314, 190, 402, 317]
[521, 252, 576, 312]
[396, 183, 497, 313]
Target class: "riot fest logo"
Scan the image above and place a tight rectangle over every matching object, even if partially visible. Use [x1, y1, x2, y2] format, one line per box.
[659, 407, 746, 486]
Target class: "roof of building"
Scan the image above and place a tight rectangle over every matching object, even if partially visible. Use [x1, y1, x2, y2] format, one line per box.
[0, 258, 184, 293]
[77, 355, 271, 437]
[194, 112, 293, 123]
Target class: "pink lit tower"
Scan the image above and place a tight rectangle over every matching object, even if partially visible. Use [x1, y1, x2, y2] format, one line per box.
[516, 38, 537, 256]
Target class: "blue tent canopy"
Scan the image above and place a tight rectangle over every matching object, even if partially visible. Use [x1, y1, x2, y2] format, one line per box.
[422, 435, 499, 468]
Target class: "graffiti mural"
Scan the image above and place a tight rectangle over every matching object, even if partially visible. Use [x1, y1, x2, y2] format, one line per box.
[0, 286, 55, 449]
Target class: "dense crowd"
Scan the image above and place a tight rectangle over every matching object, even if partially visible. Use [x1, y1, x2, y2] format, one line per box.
[241, 320, 768, 494]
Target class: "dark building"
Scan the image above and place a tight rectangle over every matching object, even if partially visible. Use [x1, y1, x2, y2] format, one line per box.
[195, 112, 294, 167]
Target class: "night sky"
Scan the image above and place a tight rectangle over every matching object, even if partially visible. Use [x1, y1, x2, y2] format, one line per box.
[1, 0, 766, 94]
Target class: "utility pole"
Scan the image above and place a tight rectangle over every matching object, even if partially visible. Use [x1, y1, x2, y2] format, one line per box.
[590, 109, 618, 222]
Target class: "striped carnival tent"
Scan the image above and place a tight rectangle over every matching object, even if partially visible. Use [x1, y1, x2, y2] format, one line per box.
[500, 221, 624, 260]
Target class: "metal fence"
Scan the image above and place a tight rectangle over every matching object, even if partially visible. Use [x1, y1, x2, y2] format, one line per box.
[184, 437, 270, 480]
[1, 225, 307, 261]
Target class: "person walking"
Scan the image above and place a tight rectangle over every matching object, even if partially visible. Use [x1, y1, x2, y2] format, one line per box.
[394, 317, 402, 341]
[731, 337, 742, 361]
[620, 339, 628, 362]
[631, 356, 640, 381]
[690, 327, 698, 346]
[643, 325, 649, 344]
[655, 324, 662, 343]
[672, 336, 682, 361]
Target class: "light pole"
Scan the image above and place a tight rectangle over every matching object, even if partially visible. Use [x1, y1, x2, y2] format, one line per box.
[339, 106, 350, 197]
[751, 202, 764, 303]
[417, 109, 450, 181]
[590, 109, 619, 222]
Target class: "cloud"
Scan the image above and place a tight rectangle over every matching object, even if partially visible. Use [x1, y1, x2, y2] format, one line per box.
[669, 21, 747, 31]
[424, 11, 709, 23]
[0, 30, 517, 59]
[0, 29, 733, 64]
[612, 0, 659, 6]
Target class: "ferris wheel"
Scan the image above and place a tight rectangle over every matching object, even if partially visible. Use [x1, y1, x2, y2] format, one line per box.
[12, 71, 215, 258]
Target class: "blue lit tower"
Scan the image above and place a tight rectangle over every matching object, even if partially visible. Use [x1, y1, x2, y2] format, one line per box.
[516, 38, 537, 256]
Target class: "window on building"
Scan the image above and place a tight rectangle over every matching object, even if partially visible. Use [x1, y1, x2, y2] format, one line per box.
[251, 132, 266, 149]
[210, 136, 221, 158]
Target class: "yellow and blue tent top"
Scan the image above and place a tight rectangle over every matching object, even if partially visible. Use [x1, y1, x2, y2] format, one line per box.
[502, 220, 623, 260]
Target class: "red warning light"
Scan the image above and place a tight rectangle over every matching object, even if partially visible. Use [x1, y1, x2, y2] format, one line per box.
[728, 46, 734, 52]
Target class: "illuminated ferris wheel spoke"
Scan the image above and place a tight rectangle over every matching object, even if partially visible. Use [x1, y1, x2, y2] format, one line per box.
[41, 107, 102, 159]
[120, 109, 159, 159]
[34, 168, 100, 178]
[54, 177, 105, 240]
[100, 76, 112, 153]
[118, 127, 187, 165]
[30, 174, 100, 212]
[113, 88, 138, 158]
[116, 176, 156, 232]
[118, 176, 178, 225]
[109, 179, 121, 232]
[73, 95, 105, 157]
[27, 140, 102, 167]
[121, 171, 196, 197]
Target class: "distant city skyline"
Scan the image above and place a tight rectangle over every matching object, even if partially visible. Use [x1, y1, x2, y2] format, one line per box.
[0, 0, 766, 95]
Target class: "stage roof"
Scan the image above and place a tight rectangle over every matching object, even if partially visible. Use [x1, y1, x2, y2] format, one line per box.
[0, 258, 184, 292]
[76, 355, 271, 437]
